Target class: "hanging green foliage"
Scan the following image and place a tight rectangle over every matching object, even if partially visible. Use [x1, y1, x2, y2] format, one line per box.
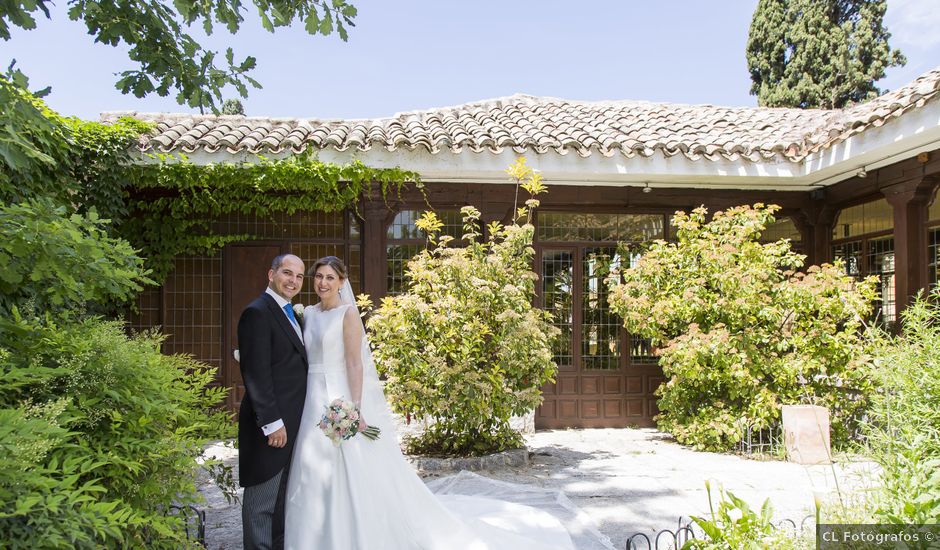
[120, 153, 420, 283]
[2, 75, 419, 289]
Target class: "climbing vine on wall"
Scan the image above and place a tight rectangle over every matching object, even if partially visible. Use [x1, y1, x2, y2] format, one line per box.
[121, 153, 420, 283]
[1, 80, 420, 288]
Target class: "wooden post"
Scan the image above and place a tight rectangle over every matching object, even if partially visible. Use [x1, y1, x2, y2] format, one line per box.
[882, 178, 933, 316]
[361, 198, 395, 303]
[796, 203, 837, 268]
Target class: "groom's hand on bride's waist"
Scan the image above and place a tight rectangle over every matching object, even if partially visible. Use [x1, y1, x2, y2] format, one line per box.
[268, 426, 287, 448]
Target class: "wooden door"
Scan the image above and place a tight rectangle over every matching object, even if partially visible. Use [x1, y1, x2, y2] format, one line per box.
[224, 243, 284, 413]
[535, 246, 662, 428]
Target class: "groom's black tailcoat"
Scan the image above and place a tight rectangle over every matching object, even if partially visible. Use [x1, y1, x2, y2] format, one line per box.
[237, 293, 308, 488]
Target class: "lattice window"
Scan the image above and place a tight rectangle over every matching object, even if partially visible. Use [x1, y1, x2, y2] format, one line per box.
[542, 250, 574, 367]
[833, 241, 862, 278]
[211, 210, 345, 240]
[834, 239, 894, 325]
[761, 216, 802, 251]
[538, 213, 664, 242]
[930, 198, 940, 290]
[162, 255, 223, 370]
[831, 199, 895, 326]
[581, 248, 621, 370]
[386, 209, 461, 295]
[127, 287, 161, 333]
[387, 209, 463, 240]
[929, 228, 939, 290]
[667, 214, 678, 242]
[386, 244, 423, 295]
[867, 237, 896, 324]
[831, 199, 893, 240]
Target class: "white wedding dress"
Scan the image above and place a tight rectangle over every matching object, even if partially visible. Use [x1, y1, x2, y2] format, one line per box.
[283, 297, 582, 550]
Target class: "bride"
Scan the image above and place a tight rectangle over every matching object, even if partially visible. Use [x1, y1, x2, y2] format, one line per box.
[284, 256, 576, 550]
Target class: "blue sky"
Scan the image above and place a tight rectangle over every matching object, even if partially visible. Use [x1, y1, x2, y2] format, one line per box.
[3, 0, 938, 120]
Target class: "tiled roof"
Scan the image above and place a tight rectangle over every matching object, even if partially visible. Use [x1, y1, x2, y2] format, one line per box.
[103, 67, 940, 163]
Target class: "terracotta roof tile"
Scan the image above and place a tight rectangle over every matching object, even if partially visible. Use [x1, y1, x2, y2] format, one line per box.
[103, 67, 940, 163]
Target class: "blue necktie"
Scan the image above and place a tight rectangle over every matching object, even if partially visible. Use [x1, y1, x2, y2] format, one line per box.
[283, 303, 298, 325]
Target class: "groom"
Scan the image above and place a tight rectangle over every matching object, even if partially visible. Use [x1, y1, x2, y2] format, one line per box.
[238, 254, 308, 550]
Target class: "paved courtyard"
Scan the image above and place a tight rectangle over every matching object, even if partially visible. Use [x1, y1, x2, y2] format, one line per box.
[200, 427, 874, 549]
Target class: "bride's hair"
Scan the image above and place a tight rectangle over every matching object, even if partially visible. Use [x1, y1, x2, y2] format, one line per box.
[310, 255, 348, 280]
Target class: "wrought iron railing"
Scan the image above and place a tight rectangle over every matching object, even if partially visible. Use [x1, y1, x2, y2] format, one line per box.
[169, 504, 206, 547]
[624, 515, 815, 549]
[736, 421, 783, 456]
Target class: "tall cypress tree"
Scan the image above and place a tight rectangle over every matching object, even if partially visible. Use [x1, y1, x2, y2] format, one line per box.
[747, 0, 906, 109]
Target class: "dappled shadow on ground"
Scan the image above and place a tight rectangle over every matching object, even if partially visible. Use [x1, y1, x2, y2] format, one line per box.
[200, 427, 854, 549]
[478, 435, 695, 547]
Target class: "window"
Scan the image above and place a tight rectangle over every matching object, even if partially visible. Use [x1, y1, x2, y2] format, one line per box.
[582, 248, 621, 370]
[929, 197, 940, 289]
[831, 200, 893, 240]
[539, 212, 664, 242]
[537, 212, 666, 368]
[761, 216, 802, 252]
[831, 199, 895, 325]
[386, 209, 462, 295]
[541, 250, 574, 367]
[929, 228, 939, 290]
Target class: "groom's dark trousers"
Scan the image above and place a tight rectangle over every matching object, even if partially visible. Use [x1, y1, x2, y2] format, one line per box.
[238, 293, 307, 550]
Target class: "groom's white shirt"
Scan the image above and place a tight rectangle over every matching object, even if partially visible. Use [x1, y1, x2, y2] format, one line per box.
[259, 287, 301, 436]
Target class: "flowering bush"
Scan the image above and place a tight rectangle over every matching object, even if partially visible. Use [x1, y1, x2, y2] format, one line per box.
[608, 204, 877, 451]
[367, 158, 558, 456]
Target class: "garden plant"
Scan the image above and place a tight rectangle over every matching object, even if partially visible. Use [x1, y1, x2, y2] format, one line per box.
[608, 204, 877, 451]
[0, 72, 233, 548]
[861, 289, 940, 525]
[367, 157, 559, 457]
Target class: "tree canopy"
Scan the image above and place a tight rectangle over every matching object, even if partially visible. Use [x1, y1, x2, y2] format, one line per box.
[746, 0, 906, 109]
[1, 0, 358, 113]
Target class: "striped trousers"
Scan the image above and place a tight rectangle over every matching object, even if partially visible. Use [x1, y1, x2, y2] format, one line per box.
[242, 467, 289, 550]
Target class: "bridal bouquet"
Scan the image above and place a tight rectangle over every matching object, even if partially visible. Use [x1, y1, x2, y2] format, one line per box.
[319, 398, 381, 446]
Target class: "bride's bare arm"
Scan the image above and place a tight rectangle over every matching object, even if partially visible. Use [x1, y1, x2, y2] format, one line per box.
[343, 306, 365, 410]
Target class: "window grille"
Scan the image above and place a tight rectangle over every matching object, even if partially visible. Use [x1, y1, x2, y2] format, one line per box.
[581, 248, 621, 370]
[538, 212, 664, 242]
[385, 209, 461, 295]
[162, 255, 224, 370]
[929, 228, 939, 290]
[831, 199, 895, 327]
[831, 199, 893, 240]
[541, 250, 574, 367]
[761, 216, 802, 252]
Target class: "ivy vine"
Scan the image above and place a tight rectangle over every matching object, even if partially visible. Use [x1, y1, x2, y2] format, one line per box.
[4, 78, 417, 292]
[121, 153, 420, 283]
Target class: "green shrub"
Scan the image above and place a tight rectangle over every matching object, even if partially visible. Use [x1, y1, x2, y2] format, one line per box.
[0, 199, 151, 314]
[0, 197, 230, 547]
[0, 313, 232, 548]
[863, 289, 940, 524]
[368, 158, 558, 456]
[608, 204, 877, 451]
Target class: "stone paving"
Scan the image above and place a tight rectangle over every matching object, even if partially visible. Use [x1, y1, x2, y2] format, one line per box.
[199, 428, 876, 549]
